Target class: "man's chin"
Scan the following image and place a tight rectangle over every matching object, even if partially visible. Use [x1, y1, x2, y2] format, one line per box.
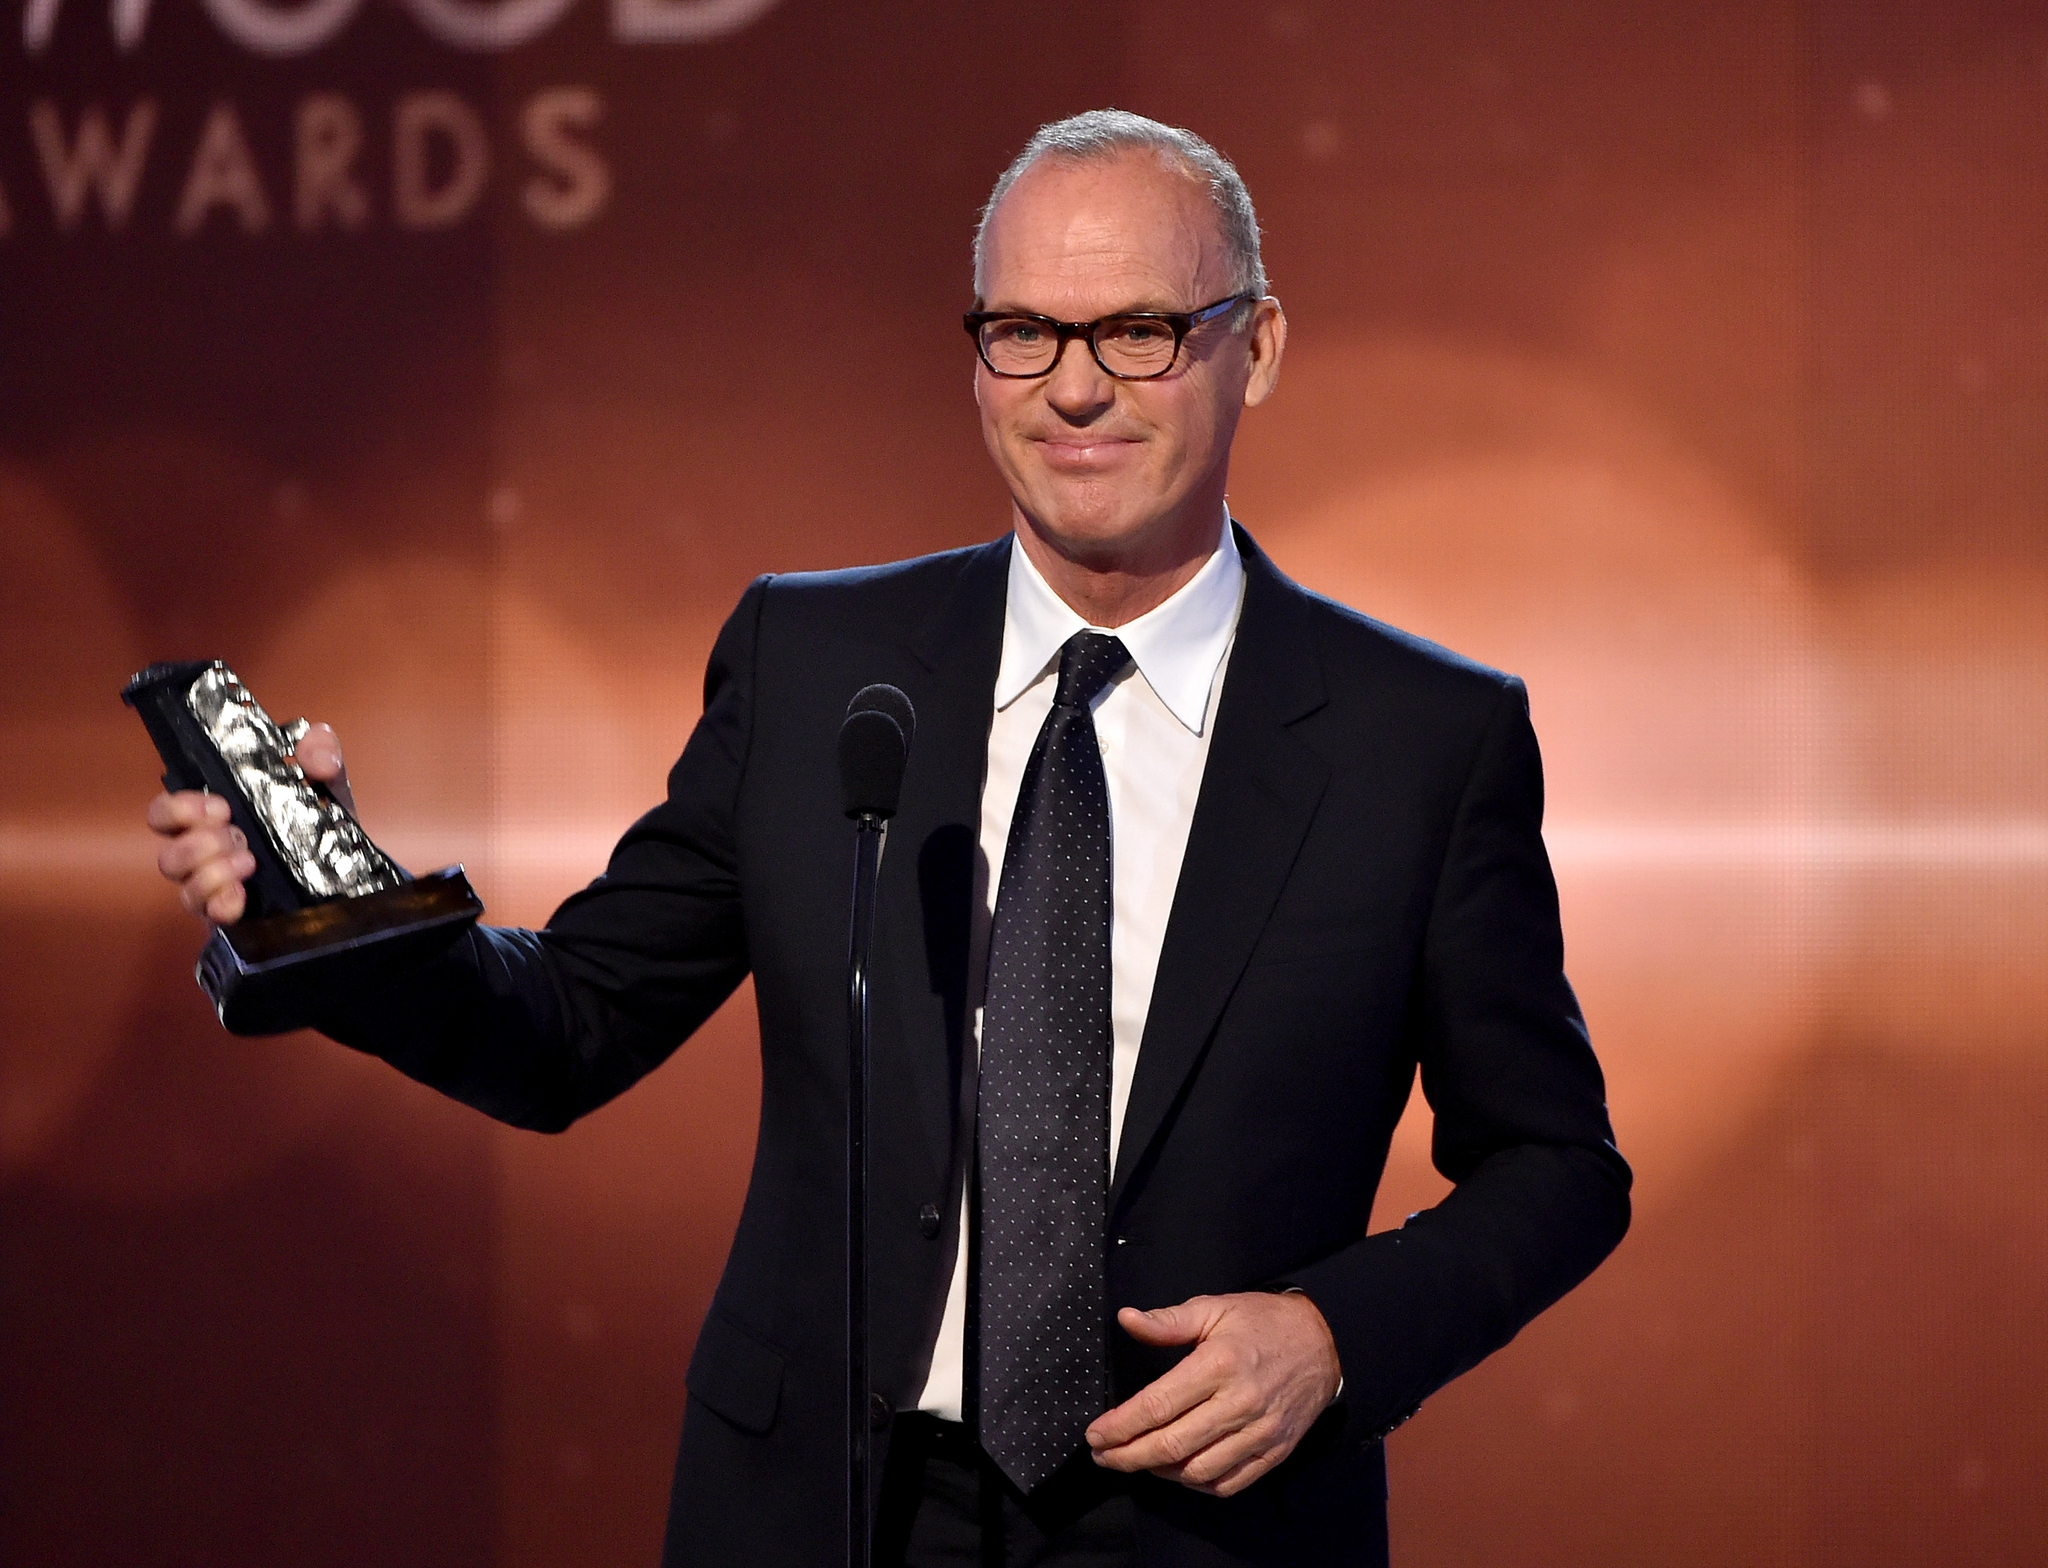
[1020, 498, 1145, 552]
[1019, 507, 1196, 579]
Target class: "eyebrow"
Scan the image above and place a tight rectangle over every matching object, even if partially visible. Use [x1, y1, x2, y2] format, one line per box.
[975, 299, 1193, 318]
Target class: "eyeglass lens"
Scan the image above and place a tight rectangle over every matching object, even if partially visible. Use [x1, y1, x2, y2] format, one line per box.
[979, 315, 1182, 378]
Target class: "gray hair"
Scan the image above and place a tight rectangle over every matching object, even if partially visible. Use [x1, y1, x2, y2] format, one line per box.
[972, 109, 1268, 306]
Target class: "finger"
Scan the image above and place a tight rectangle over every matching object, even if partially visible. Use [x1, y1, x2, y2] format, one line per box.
[177, 851, 257, 918]
[1175, 1446, 1280, 1499]
[1095, 1389, 1252, 1475]
[147, 790, 229, 835]
[1087, 1300, 1235, 1450]
[1114, 1300, 1215, 1347]
[1088, 1349, 1227, 1451]
[294, 725, 360, 816]
[1147, 1414, 1278, 1489]
[157, 823, 243, 881]
[203, 878, 248, 925]
[144, 792, 182, 834]
[291, 723, 343, 778]
[290, 723, 346, 784]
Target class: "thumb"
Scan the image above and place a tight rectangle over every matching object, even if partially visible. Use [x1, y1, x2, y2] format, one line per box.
[1116, 1299, 1217, 1346]
[290, 722, 358, 815]
[291, 722, 346, 783]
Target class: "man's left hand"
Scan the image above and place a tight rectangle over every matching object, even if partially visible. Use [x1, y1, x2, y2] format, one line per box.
[1085, 1291, 1342, 1497]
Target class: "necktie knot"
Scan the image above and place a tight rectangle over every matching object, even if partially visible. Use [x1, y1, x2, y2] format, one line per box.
[1054, 632, 1132, 711]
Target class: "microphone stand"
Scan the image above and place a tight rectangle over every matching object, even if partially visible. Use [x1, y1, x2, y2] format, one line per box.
[837, 682, 911, 1568]
[845, 811, 883, 1568]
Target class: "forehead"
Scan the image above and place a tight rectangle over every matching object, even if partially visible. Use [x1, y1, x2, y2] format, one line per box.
[979, 150, 1230, 314]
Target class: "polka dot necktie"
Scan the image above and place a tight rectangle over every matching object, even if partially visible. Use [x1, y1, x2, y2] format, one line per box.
[976, 630, 1133, 1494]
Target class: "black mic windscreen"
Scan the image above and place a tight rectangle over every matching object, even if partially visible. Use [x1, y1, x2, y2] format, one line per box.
[839, 685, 915, 820]
[847, 682, 915, 753]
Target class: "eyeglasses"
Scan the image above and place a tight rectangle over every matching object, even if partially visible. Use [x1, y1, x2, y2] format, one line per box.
[963, 294, 1252, 380]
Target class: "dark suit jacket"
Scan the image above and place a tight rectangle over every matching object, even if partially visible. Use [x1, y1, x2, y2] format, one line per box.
[322, 525, 1629, 1566]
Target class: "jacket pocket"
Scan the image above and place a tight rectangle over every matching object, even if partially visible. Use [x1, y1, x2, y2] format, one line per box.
[685, 1307, 786, 1436]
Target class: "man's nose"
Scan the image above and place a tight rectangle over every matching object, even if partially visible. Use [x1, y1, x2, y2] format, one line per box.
[1040, 334, 1117, 419]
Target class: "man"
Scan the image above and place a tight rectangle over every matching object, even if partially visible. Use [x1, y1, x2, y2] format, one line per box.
[150, 112, 1629, 1565]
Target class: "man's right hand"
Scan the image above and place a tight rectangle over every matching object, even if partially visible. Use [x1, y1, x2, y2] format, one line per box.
[146, 721, 353, 926]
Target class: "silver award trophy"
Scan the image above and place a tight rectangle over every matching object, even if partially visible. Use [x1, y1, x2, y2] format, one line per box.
[123, 660, 483, 1035]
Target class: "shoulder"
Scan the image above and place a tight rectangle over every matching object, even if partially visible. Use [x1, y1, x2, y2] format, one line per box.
[1299, 583, 1516, 704]
[1238, 527, 1518, 722]
[1243, 551, 1539, 791]
[756, 538, 1009, 629]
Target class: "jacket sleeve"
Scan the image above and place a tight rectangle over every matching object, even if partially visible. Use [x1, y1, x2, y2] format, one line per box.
[310, 575, 770, 1133]
[1285, 674, 1631, 1439]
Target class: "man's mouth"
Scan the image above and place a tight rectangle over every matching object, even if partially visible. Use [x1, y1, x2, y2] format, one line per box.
[1030, 435, 1142, 471]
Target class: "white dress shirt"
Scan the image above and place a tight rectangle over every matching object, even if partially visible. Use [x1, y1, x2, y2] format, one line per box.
[914, 515, 1246, 1421]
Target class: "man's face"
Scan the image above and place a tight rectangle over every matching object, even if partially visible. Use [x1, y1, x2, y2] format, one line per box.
[973, 152, 1283, 573]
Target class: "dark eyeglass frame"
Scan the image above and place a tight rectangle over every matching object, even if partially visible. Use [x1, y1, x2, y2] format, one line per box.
[962, 293, 1253, 380]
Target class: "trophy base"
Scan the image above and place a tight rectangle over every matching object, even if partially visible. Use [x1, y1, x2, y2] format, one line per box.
[198, 865, 485, 1036]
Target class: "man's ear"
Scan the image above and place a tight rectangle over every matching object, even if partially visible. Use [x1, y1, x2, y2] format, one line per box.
[1242, 297, 1287, 410]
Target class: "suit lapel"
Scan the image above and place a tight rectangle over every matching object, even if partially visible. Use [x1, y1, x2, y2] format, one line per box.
[879, 537, 1011, 1182]
[1111, 528, 1330, 1208]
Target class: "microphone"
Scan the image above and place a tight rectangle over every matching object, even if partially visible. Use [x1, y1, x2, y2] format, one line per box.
[836, 681, 913, 1568]
[838, 684, 915, 820]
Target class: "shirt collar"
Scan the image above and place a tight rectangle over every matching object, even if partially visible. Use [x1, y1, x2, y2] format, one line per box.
[994, 511, 1244, 736]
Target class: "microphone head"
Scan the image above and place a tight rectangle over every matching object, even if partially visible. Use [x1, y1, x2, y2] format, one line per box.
[847, 682, 915, 753]
[839, 684, 916, 820]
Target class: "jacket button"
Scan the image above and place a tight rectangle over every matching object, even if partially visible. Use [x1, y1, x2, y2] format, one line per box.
[918, 1203, 942, 1239]
[869, 1391, 893, 1431]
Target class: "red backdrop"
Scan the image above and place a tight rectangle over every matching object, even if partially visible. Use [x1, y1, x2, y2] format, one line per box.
[4, 2, 2046, 1563]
